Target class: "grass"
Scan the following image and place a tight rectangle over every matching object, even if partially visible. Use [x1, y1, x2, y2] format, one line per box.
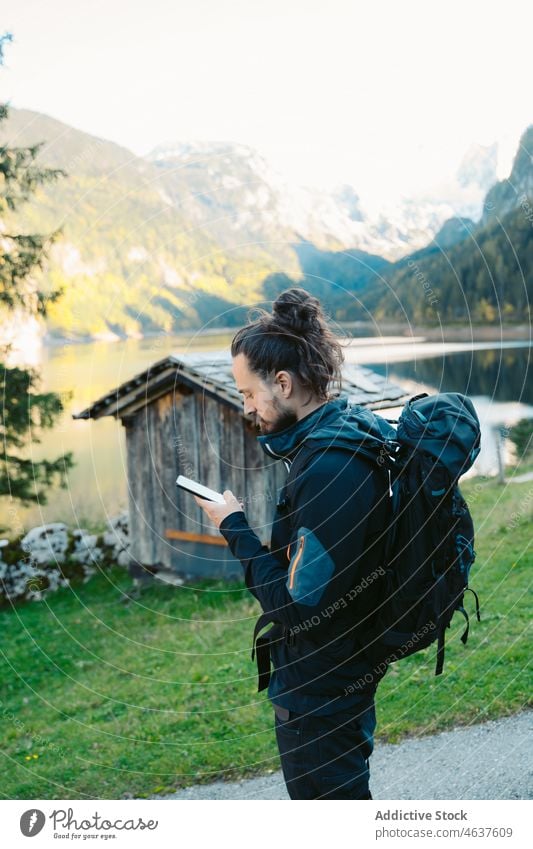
[505, 457, 533, 477]
[1, 475, 531, 799]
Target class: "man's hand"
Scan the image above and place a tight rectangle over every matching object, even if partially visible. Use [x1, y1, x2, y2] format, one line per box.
[193, 490, 244, 530]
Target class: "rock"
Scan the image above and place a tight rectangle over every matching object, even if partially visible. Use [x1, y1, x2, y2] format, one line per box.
[73, 533, 98, 551]
[155, 570, 184, 587]
[117, 549, 131, 568]
[21, 523, 69, 565]
[70, 530, 102, 566]
[105, 512, 131, 566]
[102, 531, 116, 547]
[71, 547, 103, 566]
[109, 511, 129, 535]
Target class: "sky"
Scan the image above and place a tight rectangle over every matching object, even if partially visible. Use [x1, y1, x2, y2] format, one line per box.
[2, 0, 533, 205]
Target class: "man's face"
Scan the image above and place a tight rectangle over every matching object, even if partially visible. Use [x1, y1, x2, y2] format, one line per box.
[232, 353, 298, 435]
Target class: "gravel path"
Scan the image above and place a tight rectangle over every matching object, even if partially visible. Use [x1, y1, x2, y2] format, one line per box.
[508, 470, 533, 483]
[153, 710, 532, 800]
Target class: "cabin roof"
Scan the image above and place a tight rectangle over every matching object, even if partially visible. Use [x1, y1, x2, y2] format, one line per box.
[72, 351, 408, 421]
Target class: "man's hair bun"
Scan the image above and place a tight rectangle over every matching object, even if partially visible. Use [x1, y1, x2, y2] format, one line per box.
[272, 288, 322, 334]
[231, 286, 345, 403]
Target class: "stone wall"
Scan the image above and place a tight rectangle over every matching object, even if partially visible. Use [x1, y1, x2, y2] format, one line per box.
[0, 512, 132, 606]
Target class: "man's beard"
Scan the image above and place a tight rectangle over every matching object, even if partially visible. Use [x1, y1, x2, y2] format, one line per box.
[256, 398, 298, 435]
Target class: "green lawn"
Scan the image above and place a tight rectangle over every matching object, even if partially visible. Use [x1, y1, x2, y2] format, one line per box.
[1, 475, 531, 799]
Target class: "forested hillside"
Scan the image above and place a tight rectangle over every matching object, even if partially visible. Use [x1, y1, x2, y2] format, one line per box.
[1, 109, 530, 337]
[290, 127, 533, 325]
[372, 126, 532, 324]
[0, 110, 286, 339]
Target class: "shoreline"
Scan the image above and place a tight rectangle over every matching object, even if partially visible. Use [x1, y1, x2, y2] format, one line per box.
[42, 322, 532, 348]
[339, 322, 532, 342]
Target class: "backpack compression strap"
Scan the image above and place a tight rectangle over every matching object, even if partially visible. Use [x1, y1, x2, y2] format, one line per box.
[251, 613, 289, 692]
[435, 607, 471, 675]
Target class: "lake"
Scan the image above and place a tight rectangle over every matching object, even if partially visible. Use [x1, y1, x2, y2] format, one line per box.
[1, 332, 532, 535]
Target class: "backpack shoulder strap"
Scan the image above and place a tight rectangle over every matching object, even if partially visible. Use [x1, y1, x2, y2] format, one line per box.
[288, 439, 382, 486]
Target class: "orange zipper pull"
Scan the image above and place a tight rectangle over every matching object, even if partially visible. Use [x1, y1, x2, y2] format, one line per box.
[288, 535, 305, 590]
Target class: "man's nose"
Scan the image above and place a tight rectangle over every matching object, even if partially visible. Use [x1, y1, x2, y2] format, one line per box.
[243, 398, 256, 416]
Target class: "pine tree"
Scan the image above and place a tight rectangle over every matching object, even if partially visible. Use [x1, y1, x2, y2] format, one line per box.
[508, 418, 533, 463]
[0, 33, 74, 515]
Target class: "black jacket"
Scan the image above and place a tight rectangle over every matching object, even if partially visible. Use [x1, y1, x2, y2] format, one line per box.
[220, 397, 393, 715]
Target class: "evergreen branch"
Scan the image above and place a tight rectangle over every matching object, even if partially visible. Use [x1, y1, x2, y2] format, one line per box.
[0, 451, 75, 504]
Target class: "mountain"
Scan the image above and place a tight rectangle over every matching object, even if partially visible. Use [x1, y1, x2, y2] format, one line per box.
[147, 139, 446, 260]
[482, 126, 533, 222]
[371, 127, 533, 325]
[146, 140, 298, 257]
[430, 217, 477, 251]
[150, 138, 506, 262]
[1, 107, 527, 341]
[0, 109, 280, 342]
[457, 142, 499, 193]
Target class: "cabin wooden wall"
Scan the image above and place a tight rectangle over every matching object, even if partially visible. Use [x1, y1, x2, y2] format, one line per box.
[124, 412, 150, 566]
[124, 386, 288, 573]
[124, 390, 177, 567]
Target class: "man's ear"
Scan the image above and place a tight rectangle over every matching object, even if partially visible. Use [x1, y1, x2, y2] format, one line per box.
[275, 370, 293, 398]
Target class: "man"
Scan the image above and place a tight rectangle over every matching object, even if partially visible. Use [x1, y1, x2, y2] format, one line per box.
[194, 288, 391, 800]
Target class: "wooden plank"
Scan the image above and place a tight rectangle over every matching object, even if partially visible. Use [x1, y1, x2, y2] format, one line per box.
[126, 411, 154, 564]
[173, 389, 201, 535]
[124, 418, 142, 565]
[151, 392, 175, 570]
[149, 396, 163, 566]
[142, 402, 158, 564]
[219, 404, 245, 501]
[197, 393, 222, 536]
[139, 408, 155, 563]
[164, 529, 227, 546]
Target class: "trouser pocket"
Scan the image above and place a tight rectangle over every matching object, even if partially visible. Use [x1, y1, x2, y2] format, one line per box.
[274, 699, 376, 800]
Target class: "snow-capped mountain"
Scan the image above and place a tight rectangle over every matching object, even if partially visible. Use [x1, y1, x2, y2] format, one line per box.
[147, 137, 504, 261]
[482, 125, 533, 222]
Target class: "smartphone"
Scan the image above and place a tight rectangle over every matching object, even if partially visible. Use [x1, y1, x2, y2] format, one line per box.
[176, 475, 226, 504]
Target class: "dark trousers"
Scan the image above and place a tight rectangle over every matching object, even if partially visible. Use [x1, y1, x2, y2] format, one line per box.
[274, 697, 376, 800]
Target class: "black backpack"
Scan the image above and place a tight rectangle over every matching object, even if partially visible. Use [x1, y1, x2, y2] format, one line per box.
[252, 391, 482, 683]
[356, 391, 482, 676]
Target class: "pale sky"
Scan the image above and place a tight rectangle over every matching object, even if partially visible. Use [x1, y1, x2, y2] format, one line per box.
[2, 0, 532, 204]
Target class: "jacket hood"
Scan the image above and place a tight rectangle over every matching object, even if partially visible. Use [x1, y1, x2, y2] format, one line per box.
[257, 396, 397, 465]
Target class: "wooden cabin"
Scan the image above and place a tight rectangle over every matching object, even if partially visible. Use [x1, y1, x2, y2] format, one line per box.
[72, 352, 407, 581]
